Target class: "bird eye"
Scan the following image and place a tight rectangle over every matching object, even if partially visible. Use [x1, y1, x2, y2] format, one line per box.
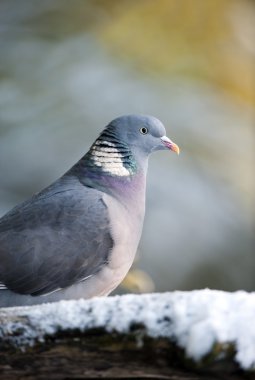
[139, 127, 148, 135]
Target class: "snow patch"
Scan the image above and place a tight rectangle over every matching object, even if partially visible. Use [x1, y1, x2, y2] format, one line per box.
[0, 290, 255, 370]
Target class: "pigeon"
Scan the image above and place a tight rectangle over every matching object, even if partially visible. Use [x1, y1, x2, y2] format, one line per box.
[0, 115, 179, 307]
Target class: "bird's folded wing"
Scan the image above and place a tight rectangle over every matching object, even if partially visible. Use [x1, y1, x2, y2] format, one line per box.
[0, 185, 113, 296]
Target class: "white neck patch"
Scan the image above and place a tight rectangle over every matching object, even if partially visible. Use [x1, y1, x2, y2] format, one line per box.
[90, 140, 131, 177]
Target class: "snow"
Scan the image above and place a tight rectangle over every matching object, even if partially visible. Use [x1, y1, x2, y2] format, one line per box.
[0, 289, 255, 370]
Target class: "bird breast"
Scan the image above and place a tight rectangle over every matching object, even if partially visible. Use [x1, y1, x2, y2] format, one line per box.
[100, 192, 145, 291]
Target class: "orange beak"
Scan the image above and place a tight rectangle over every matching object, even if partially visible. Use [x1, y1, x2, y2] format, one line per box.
[161, 136, 180, 155]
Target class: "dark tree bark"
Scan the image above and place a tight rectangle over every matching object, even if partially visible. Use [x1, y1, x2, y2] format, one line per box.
[0, 292, 253, 379]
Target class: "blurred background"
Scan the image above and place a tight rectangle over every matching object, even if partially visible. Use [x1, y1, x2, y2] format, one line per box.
[0, 0, 254, 293]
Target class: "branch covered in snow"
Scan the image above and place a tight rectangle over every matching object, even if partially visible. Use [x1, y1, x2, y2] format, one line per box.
[0, 290, 254, 379]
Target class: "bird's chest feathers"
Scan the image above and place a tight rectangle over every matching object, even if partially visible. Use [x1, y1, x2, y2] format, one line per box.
[83, 134, 147, 289]
[103, 193, 145, 276]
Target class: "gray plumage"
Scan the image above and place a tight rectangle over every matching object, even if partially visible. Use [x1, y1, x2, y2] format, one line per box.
[0, 115, 179, 307]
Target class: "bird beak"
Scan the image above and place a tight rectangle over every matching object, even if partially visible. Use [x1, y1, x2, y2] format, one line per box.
[161, 136, 180, 155]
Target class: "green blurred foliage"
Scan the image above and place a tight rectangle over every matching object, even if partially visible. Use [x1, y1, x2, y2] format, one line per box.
[98, 0, 255, 105]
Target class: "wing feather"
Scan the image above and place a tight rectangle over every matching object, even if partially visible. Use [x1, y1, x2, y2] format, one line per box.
[0, 177, 113, 296]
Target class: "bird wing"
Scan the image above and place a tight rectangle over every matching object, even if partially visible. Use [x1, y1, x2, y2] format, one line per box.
[0, 180, 113, 296]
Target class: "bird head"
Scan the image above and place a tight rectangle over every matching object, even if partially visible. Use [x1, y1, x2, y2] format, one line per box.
[104, 114, 180, 157]
[83, 114, 179, 180]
